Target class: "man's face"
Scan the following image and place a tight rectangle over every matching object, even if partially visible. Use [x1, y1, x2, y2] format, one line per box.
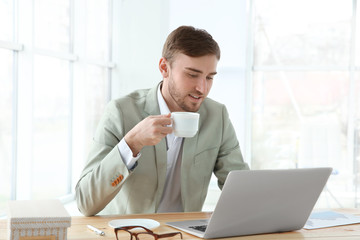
[160, 53, 218, 112]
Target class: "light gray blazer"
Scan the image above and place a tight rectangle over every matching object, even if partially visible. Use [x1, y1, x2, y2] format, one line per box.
[75, 83, 249, 216]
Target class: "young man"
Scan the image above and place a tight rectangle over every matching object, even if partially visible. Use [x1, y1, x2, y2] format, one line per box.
[75, 26, 249, 216]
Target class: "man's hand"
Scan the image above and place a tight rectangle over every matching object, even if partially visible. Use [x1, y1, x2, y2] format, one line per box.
[124, 113, 172, 156]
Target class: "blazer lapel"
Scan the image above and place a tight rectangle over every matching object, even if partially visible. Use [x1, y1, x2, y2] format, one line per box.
[154, 138, 167, 208]
[144, 83, 161, 116]
[144, 83, 168, 208]
[182, 132, 199, 172]
[180, 107, 205, 209]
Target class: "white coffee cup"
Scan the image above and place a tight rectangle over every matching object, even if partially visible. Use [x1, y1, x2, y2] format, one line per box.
[171, 112, 200, 138]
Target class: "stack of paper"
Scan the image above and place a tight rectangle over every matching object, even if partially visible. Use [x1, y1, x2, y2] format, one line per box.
[304, 210, 360, 229]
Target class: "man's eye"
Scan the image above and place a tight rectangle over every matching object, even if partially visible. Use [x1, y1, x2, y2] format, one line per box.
[188, 73, 198, 78]
[206, 76, 214, 80]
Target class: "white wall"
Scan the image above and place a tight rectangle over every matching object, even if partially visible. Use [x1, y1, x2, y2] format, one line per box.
[111, 0, 170, 98]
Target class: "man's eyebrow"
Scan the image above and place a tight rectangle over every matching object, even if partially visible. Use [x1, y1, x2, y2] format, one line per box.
[185, 67, 217, 75]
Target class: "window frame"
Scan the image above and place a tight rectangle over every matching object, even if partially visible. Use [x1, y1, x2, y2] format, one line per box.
[0, 0, 115, 215]
[248, 0, 360, 206]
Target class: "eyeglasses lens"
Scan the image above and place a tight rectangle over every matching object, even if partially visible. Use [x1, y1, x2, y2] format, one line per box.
[137, 232, 156, 240]
[115, 229, 133, 240]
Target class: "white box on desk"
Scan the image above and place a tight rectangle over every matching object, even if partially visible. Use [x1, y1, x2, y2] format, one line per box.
[7, 200, 71, 240]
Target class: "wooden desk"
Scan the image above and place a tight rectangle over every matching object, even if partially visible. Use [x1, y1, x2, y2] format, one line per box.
[2, 209, 360, 240]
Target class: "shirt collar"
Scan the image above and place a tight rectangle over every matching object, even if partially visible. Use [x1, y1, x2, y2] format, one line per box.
[157, 83, 171, 115]
[157, 83, 183, 144]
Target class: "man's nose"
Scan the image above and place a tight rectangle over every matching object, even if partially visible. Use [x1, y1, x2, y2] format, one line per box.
[195, 78, 207, 94]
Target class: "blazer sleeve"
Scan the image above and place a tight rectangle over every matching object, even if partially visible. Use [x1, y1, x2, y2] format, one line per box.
[75, 100, 132, 216]
[213, 105, 250, 189]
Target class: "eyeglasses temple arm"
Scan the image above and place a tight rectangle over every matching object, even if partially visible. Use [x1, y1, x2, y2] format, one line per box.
[158, 232, 183, 239]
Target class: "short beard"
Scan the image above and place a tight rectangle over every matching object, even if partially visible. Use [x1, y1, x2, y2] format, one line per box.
[167, 76, 199, 112]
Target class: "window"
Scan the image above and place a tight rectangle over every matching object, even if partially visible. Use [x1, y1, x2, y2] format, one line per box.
[0, 0, 13, 42]
[0, 0, 114, 215]
[251, 0, 360, 207]
[0, 49, 13, 213]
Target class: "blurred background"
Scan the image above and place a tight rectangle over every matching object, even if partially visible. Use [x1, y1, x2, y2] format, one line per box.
[1, 0, 360, 216]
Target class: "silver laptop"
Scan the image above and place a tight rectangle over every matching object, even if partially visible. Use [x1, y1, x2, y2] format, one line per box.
[166, 167, 332, 239]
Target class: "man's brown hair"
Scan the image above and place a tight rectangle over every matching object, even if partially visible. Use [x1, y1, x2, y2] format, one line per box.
[162, 26, 221, 65]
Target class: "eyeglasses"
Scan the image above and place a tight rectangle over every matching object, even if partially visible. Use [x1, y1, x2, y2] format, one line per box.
[114, 225, 183, 240]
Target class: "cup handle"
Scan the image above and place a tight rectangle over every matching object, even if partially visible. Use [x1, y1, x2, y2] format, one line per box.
[169, 113, 174, 126]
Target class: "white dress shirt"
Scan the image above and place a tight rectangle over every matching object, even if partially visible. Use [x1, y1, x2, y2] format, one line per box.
[117, 84, 184, 212]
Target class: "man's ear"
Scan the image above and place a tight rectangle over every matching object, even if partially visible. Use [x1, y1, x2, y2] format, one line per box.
[159, 57, 169, 78]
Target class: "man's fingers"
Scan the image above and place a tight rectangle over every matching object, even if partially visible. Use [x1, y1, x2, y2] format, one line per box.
[151, 113, 171, 118]
[148, 115, 172, 126]
[159, 125, 173, 135]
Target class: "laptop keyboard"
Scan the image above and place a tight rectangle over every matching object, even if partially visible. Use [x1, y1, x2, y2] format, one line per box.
[189, 225, 207, 232]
